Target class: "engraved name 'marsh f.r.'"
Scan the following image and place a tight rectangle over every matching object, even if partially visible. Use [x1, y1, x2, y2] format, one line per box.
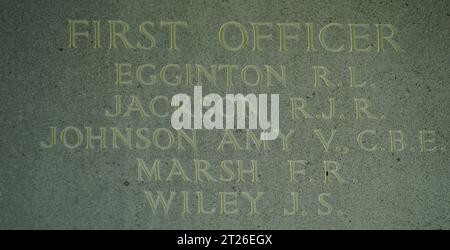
[170, 86, 279, 140]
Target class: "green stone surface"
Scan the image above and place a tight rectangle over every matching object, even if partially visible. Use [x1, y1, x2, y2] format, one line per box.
[0, 0, 449, 229]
